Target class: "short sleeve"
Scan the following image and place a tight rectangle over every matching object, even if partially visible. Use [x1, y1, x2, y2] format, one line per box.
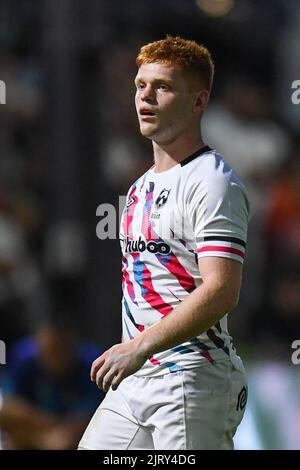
[188, 174, 250, 264]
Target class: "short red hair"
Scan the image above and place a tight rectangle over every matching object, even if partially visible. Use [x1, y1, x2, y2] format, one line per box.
[136, 35, 214, 91]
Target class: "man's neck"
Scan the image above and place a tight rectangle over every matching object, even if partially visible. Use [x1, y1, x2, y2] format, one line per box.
[152, 133, 205, 173]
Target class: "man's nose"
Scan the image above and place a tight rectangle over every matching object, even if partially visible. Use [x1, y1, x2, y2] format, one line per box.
[141, 85, 155, 102]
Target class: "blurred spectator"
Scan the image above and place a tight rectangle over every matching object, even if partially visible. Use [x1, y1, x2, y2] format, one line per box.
[0, 194, 45, 348]
[266, 151, 300, 261]
[0, 45, 46, 347]
[253, 151, 300, 356]
[0, 319, 104, 449]
[202, 76, 290, 183]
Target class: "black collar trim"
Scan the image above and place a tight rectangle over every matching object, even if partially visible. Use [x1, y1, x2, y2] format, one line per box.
[180, 145, 212, 167]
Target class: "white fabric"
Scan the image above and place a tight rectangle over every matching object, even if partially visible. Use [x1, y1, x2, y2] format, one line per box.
[120, 148, 250, 377]
[78, 360, 247, 450]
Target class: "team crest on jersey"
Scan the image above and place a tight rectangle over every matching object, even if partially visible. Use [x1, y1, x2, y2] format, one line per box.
[155, 189, 170, 209]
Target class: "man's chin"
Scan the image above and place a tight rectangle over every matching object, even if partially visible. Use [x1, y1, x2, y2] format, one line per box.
[139, 124, 158, 139]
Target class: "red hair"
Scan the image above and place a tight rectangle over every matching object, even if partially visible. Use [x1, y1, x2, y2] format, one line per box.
[136, 36, 214, 91]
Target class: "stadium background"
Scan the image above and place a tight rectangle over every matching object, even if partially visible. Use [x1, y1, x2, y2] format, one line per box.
[0, 0, 300, 449]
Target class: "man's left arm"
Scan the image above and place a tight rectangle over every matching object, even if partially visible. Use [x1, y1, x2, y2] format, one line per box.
[91, 256, 242, 392]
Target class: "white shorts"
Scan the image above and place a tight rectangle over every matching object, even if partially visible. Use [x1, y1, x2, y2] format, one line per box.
[78, 359, 247, 450]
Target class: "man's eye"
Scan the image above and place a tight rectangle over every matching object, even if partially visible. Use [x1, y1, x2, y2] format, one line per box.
[158, 84, 170, 91]
[136, 83, 145, 90]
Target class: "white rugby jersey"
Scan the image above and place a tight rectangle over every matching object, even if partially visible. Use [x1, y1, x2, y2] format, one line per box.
[120, 146, 250, 377]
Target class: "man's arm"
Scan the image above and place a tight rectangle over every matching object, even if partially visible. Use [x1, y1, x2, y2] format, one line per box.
[91, 256, 243, 392]
[136, 256, 242, 356]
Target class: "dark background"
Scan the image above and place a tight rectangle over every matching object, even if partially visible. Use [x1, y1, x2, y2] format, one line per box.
[0, 0, 300, 449]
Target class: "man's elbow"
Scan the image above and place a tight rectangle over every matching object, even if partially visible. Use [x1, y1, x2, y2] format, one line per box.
[209, 278, 241, 313]
[222, 288, 240, 312]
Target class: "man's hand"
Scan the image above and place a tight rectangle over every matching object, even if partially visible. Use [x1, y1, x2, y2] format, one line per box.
[90, 339, 148, 392]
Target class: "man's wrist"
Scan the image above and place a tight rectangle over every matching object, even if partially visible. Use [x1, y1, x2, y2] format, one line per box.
[133, 332, 154, 359]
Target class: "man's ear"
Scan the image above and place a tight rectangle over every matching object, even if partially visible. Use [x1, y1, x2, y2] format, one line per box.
[193, 90, 210, 112]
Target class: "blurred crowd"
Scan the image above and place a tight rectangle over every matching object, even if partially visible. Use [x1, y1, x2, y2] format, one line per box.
[0, 0, 300, 449]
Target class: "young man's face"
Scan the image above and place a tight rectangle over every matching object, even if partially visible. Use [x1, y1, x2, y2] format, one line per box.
[135, 63, 202, 145]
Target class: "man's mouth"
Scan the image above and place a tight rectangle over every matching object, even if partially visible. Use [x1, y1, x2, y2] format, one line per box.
[139, 108, 156, 118]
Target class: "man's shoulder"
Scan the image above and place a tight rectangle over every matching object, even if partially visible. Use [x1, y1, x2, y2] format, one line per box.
[182, 148, 245, 190]
[180, 149, 249, 213]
